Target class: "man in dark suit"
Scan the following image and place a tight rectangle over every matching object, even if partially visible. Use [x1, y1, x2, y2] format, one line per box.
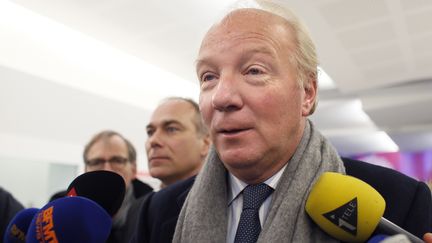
[130, 97, 210, 242]
[0, 186, 24, 241]
[134, 1, 432, 242]
[131, 158, 432, 243]
[145, 97, 210, 189]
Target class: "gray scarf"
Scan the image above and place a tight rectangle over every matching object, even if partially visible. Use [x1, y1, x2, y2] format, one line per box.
[173, 120, 345, 242]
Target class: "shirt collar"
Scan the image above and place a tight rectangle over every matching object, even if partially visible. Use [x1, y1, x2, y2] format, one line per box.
[228, 163, 288, 205]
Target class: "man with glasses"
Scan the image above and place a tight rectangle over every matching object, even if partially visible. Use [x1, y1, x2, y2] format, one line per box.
[84, 130, 153, 243]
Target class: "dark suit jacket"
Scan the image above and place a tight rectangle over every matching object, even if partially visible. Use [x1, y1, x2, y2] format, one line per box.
[343, 157, 432, 238]
[131, 177, 194, 243]
[0, 187, 24, 241]
[131, 158, 432, 243]
[107, 179, 153, 243]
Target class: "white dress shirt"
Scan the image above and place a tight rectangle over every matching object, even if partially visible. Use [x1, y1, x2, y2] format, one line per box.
[226, 164, 287, 243]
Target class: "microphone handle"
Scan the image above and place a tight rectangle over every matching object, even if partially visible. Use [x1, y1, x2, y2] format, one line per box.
[377, 218, 423, 243]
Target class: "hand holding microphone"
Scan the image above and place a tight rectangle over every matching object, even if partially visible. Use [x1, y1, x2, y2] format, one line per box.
[305, 172, 423, 243]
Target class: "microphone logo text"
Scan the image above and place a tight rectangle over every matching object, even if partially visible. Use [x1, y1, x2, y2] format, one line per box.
[35, 206, 59, 243]
[323, 197, 358, 236]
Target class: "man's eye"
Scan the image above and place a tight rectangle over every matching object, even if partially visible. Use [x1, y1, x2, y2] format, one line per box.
[87, 159, 103, 166]
[246, 67, 263, 75]
[201, 73, 217, 82]
[166, 126, 179, 133]
[146, 129, 154, 136]
[110, 157, 127, 164]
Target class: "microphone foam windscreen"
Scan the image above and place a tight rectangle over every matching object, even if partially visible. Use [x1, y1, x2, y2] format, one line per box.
[3, 208, 39, 243]
[305, 172, 386, 242]
[66, 170, 125, 216]
[367, 234, 388, 243]
[26, 196, 111, 243]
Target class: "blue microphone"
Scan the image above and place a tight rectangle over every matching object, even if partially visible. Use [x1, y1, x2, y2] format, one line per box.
[26, 196, 111, 243]
[367, 234, 411, 243]
[3, 208, 39, 243]
[367, 234, 388, 243]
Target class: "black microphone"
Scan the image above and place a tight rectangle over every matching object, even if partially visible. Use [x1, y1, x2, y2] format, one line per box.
[66, 170, 126, 216]
[305, 172, 423, 243]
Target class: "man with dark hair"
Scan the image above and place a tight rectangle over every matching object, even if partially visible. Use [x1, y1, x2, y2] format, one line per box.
[83, 130, 153, 243]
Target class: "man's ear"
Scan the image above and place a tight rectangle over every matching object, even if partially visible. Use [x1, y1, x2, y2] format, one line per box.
[302, 79, 317, 116]
[200, 134, 211, 158]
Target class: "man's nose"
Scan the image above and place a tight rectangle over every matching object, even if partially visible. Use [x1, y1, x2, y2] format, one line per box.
[211, 73, 243, 112]
[147, 130, 163, 148]
[101, 161, 114, 171]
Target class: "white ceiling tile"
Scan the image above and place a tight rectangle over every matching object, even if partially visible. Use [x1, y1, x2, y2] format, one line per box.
[361, 61, 407, 81]
[400, 0, 432, 11]
[414, 54, 432, 72]
[405, 10, 432, 36]
[336, 21, 397, 49]
[349, 43, 403, 67]
[365, 98, 432, 129]
[318, 0, 389, 29]
[411, 34, 432, 57]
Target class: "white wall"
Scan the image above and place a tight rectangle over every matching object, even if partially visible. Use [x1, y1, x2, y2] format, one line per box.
[0, 156, 78, 208]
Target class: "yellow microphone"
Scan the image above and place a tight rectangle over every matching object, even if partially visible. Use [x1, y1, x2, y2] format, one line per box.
[305, 172, 422, 243]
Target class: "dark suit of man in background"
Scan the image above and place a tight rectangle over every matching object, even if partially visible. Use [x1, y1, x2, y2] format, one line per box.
[0, 186, 24, 241]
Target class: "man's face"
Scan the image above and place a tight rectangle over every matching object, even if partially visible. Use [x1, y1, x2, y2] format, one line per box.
[85, 135, 136, 188]
[145, 100, 209, 186]
[196, 9, 316, 183]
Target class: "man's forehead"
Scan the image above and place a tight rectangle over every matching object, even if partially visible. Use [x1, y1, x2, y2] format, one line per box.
[154, 99, 194, 116]
[148, 101, 195, 126]
[87, 137, 127, 155]
[199, 8, 292, 53]
[208, 8, 286, 35]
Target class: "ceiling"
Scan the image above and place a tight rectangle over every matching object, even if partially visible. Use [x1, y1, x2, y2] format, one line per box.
[1, 0, 432, 169]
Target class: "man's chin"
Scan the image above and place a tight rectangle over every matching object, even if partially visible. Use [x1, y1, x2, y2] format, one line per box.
[220, 153, 258, 170]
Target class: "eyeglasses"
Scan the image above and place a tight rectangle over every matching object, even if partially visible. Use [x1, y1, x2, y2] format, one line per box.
[85, 156, 129, 169]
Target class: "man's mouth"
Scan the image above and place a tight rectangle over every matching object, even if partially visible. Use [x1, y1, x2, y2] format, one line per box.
[218, 127, 251, 135]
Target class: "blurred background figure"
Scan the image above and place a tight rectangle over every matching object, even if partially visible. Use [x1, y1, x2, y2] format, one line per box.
[145, 97, 210, 188]
[131, 97, 210, 243]
[83, 130, 153, 243]
[0, 186, 24, 241]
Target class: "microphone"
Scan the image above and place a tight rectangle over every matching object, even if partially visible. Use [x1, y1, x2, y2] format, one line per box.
[367, 234, 411, 243]
[66, 170, 126, 216]
[3, 208, 39, 243]
[367, 234, 389, 243]
[26, 196, 112, 243]
[305, 172, 423, 243]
